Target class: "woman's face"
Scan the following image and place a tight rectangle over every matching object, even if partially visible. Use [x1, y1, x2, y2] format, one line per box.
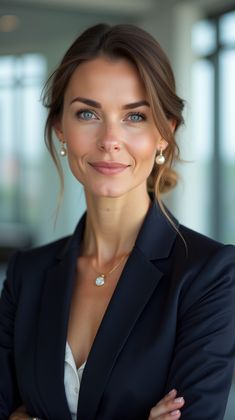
[55, 56, 168, 198]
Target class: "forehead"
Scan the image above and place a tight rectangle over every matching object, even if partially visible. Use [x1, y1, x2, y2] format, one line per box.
[64, 56, 147, 103]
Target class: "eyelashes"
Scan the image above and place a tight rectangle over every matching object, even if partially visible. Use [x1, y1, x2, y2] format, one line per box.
[127, 112, 146, 122]
[75, 109, 96, 120]
[75, 108, 147, 122]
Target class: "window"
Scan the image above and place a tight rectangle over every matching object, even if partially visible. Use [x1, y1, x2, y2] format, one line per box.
[0, 53, 46, 232]
[191, 10, 235, 243]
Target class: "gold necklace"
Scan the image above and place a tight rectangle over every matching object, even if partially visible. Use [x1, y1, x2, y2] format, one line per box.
[92, 254, 129, 286]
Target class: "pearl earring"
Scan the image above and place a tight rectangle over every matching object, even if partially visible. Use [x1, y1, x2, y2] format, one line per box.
[60, 142, 67, 157]
[155, 148, 165, 165]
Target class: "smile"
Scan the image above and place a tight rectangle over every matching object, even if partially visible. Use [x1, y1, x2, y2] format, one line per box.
[88, 161, 130, 175]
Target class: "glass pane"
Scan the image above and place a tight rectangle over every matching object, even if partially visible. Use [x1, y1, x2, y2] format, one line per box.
[21, 54, 47, 82]
[0, 88, 14, 156]
[0, 158, 19, 222]
[192, 20, 216, 56]
[0, 53, 47, 227]
[22, 85, 45, 161]
[219, 50, 235, 161]
[220, 11, 235, 44]
[191, 59, 214, 236]
[0, 87, 18, 223]
[0, 56, 16, 82]
[219, 50, 235, 243]
[192, 60, 214, 161]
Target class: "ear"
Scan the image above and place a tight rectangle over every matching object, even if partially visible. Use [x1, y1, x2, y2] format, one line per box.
[156, 118, 177, 151]
[169, 118, 177, 133]
[53, 119, 64, 142]
[157, 137, 168, 152]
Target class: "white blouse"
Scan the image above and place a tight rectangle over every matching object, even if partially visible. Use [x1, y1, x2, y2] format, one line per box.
[64, 341, 87, 420]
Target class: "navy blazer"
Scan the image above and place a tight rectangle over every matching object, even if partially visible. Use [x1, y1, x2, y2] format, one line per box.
[1, 198, 235, 420]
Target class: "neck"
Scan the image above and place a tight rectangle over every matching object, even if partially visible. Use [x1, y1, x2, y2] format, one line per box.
[82, 185, 151, 266]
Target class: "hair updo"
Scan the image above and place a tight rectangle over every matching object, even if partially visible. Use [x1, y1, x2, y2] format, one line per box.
[43, 23, 185, 224]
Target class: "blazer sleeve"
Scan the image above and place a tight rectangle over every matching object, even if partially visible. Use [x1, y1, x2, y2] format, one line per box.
[165, 245, 235, 420]
[0, 252, 23, 419]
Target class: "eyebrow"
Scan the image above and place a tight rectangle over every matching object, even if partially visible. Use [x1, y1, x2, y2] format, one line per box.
[69, 96, 150, 109]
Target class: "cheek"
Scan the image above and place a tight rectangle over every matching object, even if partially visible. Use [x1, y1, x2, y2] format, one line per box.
[127, 132, 157, 162]
[64, 124, 96, 156]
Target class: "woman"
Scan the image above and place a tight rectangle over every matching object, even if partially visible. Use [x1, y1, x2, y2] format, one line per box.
[1, 23, 235, 420]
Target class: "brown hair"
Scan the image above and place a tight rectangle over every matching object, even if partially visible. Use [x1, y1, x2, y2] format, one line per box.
[43, 23, 185, 239]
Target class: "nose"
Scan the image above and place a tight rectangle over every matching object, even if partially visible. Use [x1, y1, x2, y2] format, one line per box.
[96, 125, 121, 153]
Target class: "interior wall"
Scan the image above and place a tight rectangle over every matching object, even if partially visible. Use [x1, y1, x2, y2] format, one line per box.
[1, 0, 234, 242]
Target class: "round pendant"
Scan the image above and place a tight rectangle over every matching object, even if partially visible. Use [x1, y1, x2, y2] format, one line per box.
[95, 275, 105, 286]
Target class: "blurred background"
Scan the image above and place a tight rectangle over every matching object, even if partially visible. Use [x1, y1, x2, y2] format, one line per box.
[0, 0, 235, 417]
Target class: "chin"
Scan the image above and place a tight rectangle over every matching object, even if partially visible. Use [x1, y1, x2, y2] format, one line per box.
[88, 183, 131, 198]
[94, 189, 127, 198]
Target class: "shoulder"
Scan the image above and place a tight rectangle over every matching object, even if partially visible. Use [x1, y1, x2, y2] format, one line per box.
[23, 234, 71, 258]
[8, 234, 72, 273]
[174, 224, 235, 313]
[170, 223, 235, 296]
[2, 235, 73, 302]
[180, 223, 222, 250]
[177, 223, 235, 262]
[5, 209, 86, 286]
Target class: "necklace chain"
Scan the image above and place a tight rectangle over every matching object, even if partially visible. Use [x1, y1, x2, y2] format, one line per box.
[92, 254, 129, 286]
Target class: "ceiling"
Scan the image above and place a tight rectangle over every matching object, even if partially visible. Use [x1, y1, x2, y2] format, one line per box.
[1, 0, 155, 15]
[1, 0, 235, 55]
[0, 0, 156, 55]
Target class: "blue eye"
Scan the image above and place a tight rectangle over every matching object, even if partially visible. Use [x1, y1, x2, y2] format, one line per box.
[128, 112, 145, 122]
[76, 109, 96, 120]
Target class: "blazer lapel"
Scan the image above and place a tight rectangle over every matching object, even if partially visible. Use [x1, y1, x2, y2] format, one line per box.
[77, 199, 179, 420]
[35, 214, 86, 419]
[77, 247, 164, 420]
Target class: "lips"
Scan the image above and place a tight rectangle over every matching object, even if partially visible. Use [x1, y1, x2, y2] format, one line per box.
[89, 161, 129, 169]
[88, 161, 130, 174]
